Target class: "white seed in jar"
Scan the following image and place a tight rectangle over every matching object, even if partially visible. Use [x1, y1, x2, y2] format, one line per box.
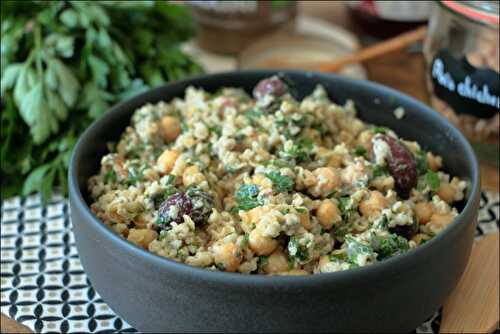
[393, 107, 405, 119]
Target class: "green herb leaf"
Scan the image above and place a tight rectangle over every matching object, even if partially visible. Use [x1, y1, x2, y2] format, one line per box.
[60, 9, 79, 27]
[55, 35, 75, 58]
[265, 171, 294, 193]
[104, 169, 117, 183]
[1, 1, 202, 201]
[425, 170, 440, 191]
[372, 126, 387, 134]
[261, 159, 290, 168]
[416, 150, 428, 175]
[1, 63, 23, 95]
[22, 163, 51, 196]
[244, 108, 263, 126]
[279, 138, 314, 163]
[345, 235, 376, 266]
[371, 233, 409, 260]
[258, 256, 269, 266]
[88, 55, 109, 88]
[354, 145, 367, 157]
[50, 58, 79, 107]
[372, 165, 389, 178]
[234, 184, 262, 211]
[287, 236, 308, 262]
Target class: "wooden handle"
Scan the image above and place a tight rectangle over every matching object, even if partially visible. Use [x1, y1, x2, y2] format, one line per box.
[319, 25, 428, 72]
[440, 232, 500, 333]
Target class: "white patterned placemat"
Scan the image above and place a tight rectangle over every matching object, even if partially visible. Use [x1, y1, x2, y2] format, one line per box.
[1, 191, 498, 333]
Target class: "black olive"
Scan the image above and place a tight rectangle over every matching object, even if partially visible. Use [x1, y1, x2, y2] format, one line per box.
[157, 189, 213, 229]
[253, 76, 289, 100]
[374, 135, 417, 198]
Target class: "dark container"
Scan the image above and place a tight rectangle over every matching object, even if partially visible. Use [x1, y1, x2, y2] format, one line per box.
[69, 70, 480, 333]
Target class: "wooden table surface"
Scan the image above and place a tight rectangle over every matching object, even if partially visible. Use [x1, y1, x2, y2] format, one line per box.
[1, 2, 498, 333]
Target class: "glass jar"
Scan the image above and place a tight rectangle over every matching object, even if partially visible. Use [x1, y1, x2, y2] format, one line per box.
[424, 1, 499, 166]
[347, 1, 432, 38]
[186, 1, 297, 55]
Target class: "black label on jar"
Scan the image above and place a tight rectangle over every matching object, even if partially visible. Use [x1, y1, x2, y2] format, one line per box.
[430, 50, 499, 119]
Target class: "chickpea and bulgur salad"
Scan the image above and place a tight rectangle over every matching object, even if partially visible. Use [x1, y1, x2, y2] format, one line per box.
[88, 76, 467, 275]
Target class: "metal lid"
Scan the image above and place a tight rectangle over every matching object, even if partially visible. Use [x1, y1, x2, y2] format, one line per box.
[440, 0, 499, 26]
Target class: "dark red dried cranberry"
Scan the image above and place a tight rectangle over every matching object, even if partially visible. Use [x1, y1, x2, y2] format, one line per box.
[157, 189, 213, 229]
[253, 76, 288, 100]
[376, 134, 417, 198]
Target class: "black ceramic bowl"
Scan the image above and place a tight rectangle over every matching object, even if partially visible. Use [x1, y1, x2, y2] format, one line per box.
[69, 70, 480, 333]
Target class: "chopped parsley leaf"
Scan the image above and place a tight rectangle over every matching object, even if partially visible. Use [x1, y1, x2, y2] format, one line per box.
[287, 237, 309, 262]
[208, 125, 222, 136]
[279, 138, 314, 163]
[164, 174, 176, 185]
[354, 146, 367, 157]
[262, 159, 290, 168]
[258, 256, 269, 266]
[125, 166, 144, 186]
[234, 184, 263, 211]
[416, 150, 428, 175]
[372, 126, 387, 134]
[372, 165, 389, 178]
[371, 233, 409, 260]
[425, 169, 440, 192]
[244, 108, 263, 126]
[265, 171, 294, 192]
[104, 169, 117, 183]
[345, 235, 376, 265]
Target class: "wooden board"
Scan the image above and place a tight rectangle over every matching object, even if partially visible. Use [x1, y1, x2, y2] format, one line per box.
[440, 233, 500, 333]
[1, 313, 32, 333]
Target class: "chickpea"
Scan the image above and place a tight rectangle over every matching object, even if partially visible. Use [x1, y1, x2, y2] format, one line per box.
[112, 223, 129, 237]
[182, 165, 205, 187]
[412, 233, 431, 245]
[310, 167, 341, 197]
[429, 213, 455, 229]
[157, 149, 179, 175]
[437, 182, 456, 204]
[213, 242, 242, 272]
[414, 202, 433, 224]
[357, 130, 374, 151]
[327, 154, 343, 168]
[370, 176, 395, 192]
[318, 255, 332, 272]
[249, 229, 278, 256]
[359, 191, 387, 218]
[133, 214, 149, 228]
[316, 200, 341, 230]
[160, 116, 181, 143]
[297, 209, 312, 230]
[263, 249, 289, 274]
[249, 206, 264, 222]
[338, 130, 354, 145]
[127, 228, 158, 249]
[240, 206, 265, 232]
[279, 269, 309, 276]
[426, 152, 443, 172]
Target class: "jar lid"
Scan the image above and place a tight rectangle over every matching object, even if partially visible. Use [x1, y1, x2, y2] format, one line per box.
[440, 0, 499, 26]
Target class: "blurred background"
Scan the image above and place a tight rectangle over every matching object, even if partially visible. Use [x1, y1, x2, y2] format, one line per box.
[1, 0, 498, 201]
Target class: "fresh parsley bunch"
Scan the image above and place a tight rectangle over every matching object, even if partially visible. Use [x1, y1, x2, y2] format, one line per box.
[1, 1, 202, 201]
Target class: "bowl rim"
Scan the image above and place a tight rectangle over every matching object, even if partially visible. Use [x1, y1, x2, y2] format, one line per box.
[69, 69, 480, 287]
